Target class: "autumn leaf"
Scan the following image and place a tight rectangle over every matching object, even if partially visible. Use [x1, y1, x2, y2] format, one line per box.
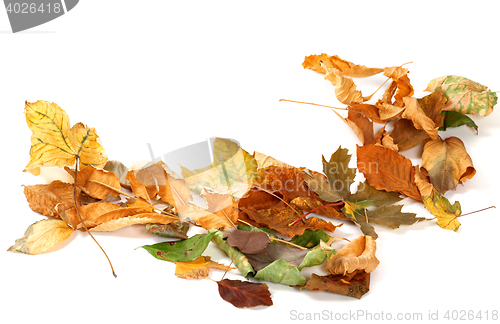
[390, 119, 430, 151]
[66, 165, 121, 200]
[301, 169, 342, 203]
[302, 53, 383, 77]
[24, 100, 107, 175]
[440, 111, 478, 134]
[301, 270, 370, 299]
[324, 235, 379, 275]
[254, 259, 307, 286]
[175, 256, 235, 279]
[423, 191, 462, 231]
[421, 136, 476, 194]
[141, 231, 216, 262]
[8, 219, 74, 255]
[103, 160, 131, 188]
[217, 279, 273, 308]
[425, 75, 497, 116]
[240, 207, 339, 238]
[211, 230, 255, 278]
[357, 144, 422, 201]
[145, 223, 190, 240]
[245, 243, 308, 271]
[322, 146, 356, 199]
[401, 96, 439, 140]
[226, 229, 269, 254]
[23, 180, 81, 218]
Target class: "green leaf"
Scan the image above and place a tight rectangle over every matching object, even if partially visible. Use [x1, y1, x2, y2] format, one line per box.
[322, 146, 356, 199]
[425, 75, 497, 117]
[211, 230, 255, 277]
[365, 205, 426, 229]
[347, 181, 403, 207]
[298, 246, 336, 270]
[246, 244, 308, 271]
[254, 259, 307, 286]
[290, 229, 333, 249]
[440, 111, 478, 134]
[140, 230, 216, 262]
[302, 169, 342, 203]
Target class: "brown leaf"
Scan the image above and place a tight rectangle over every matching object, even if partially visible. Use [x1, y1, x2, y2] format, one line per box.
[335, 109, 374, 145]
[414, 166, 433, 198]
[23, 180, 81, 218]
[226, 229, 269, 254]
[390, 119, 430, 151]
[66, 165, 121, 200]
[349, 103, 384, 123]
[401, 97, 438, 140]
[217, 279, 273, 308]
[393, 75, 414, 107]
[301, 270, 370, 299]
[175, 256, 235, 279]
[324, 65, 364, 105]
[356, 144, 421, 201]
[421, 136, 476, 194]
[302, 53, 383, 77]
[240, 207, 339, 238]
[324, 235, 379, 275]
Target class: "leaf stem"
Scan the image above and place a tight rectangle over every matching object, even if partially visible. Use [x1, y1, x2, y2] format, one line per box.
[279, 99, 348, 111]
[288, 202, 344, 227]
[458, 206, 495, 218]
[74, 157, 117, 278]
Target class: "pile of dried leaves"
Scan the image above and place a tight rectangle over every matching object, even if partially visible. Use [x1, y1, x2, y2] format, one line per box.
[9, 53, 496, 308]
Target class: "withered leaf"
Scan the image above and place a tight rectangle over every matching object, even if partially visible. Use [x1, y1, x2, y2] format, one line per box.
[226, 229, 269, 254]
[66, 165, 121, 200]
[175, 256, 235, 279]
[217, 279, 273, 308]
[145, 223, 190, 240]
[423, 191, 462, 231]
[245, 243, 308, 271]
[302, 53, 383, 78]
[356, 144, 422, 201]
[301, 270, 370, 299]
[23, 180, 81, 218]
[241, 207, 338, 238]
[324, 235, 379, 275]
[322, 146, 356, 199]
[24, 100, 107, 175]
[8, 219, 74, 255]
[401, 96, 438, 140]
[421, 136, 476, 194]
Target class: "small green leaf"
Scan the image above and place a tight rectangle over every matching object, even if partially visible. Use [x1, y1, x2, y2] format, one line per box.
[298, 246, 336, 270]
[140, 230, 216, 262]
[254, 259, 307, 286]
[440, 111, 478, 134]
[290, 229, 333, 249]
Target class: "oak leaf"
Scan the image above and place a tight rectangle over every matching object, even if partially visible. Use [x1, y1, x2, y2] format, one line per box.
[425, 75, 497, 117]
[23, 180, 81, 218]
[421, 136, 476, 194]
[324, 235, 379, 275]
[24, 100, 107, 175]
[175, 256, 235, 279]
[8, 219, 74, 255]
[357, 144, 422, 201]
[217, 279, 273, 308]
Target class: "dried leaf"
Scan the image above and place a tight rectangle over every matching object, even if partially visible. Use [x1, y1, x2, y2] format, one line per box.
[357, 144, 422, 201]
[401, 96, 439, 140]
[23, 180, 81, 218]
[302, 53, 383, 77]
[390, 119, 430, 151]
[67, 165, 121, 199]
[425, 75, 497, 116]
[324, 65, 364, 105]
[301, 270, 370, 299]
[145, 223, 190, 239]
[301, 169, 342, 203]
[324, 235, 379, 275]
[241, 207, 338, 238]
[103, 160, 131, 188]
[414, 166, 434, 198]
[226, 229, 269, 254]
[253, 151, 291, 170]
[8, 219, 74, 255]
[217, 279, 273, 308]
[211, 230, 255, 277]
[24, 100, 107, 175]
[245, 244, 308, 271]
[175, 256, 235, 279]
[423, 192, 462, 231]
[322, 146, 356, 199]
[421, 136, 476, 194]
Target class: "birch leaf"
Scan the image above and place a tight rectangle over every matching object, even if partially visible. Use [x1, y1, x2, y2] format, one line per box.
[8, 219, 74, 255]
[24, 100, 107, 175]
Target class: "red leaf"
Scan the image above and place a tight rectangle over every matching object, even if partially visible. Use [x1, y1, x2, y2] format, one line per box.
[217, 279, 273, 308]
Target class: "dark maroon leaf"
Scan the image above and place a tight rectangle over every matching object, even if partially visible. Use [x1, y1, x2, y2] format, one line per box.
[217, 279, 273, 308]
[226, 229, 269, 254]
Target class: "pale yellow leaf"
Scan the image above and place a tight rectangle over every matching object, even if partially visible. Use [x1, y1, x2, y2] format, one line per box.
[324, 235, 379, 275]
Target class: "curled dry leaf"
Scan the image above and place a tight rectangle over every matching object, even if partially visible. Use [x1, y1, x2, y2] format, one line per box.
[23, 180, 81, 218]
[217, 279, 273, 308]
[175, 256, 235, 279]
[421, 136, 476, 194]
[401, 96, 439, 140]
[301, 270, 370, 299]
[324, 235, 379, 275]
[8, 219, 74, 255]
[24, 100, 107, 175]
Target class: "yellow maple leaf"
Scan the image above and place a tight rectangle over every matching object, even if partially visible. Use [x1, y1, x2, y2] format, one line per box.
[423, 193, 462, 231]
[24, 100, 107, 175]
[175, 256, 235, 279]
[8, 219, 74, 255]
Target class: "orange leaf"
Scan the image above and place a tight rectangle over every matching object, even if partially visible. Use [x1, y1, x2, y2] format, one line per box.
[356, 144, 421, 201]
[23, 180, 81, 218]
[66, 165, 121, 199]
[175, 256, 235, 279]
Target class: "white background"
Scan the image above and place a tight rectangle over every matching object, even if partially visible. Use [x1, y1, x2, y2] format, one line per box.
[1, 1, 499, 323]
